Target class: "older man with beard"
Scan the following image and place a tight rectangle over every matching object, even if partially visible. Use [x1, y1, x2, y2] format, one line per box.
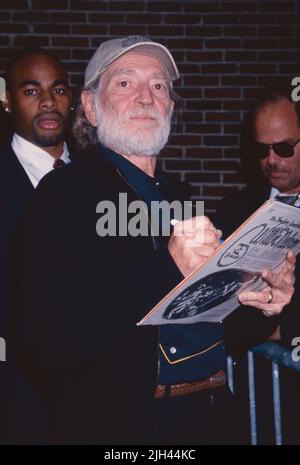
[15, 36, 296, 444]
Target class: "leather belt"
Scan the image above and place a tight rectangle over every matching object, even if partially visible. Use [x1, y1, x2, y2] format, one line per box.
[155, 369, 227, 399]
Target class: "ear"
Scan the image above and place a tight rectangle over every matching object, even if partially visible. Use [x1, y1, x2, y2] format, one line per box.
[81, 90, 97, 127]
[170, 99, 174, 114]
[1, 90, 11, 113]
[0, 78, 11, 112]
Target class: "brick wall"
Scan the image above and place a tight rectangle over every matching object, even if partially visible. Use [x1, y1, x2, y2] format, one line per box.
[1, 0, 300, 212]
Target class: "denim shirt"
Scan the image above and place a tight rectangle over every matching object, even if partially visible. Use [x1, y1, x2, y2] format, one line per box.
[100, 145, 226, 384]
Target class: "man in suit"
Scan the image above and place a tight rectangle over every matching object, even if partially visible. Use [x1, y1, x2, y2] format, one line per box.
[15, 36, 295, 444]
[215, 82, 300, 352]
[0, 47, 72, 443]
[215, 82, 300, 443]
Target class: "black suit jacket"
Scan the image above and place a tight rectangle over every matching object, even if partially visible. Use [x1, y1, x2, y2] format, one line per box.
[0, 144, 34, 330]
[0, 143, 46, 443]
[214, 183, 300, 352]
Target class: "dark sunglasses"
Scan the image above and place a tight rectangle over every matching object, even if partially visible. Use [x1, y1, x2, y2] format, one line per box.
[254, 137, 300, 159]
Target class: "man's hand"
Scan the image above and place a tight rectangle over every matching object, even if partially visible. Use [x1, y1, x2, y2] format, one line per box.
[238, 250, 296, 317]
[168, 216, 222, 277]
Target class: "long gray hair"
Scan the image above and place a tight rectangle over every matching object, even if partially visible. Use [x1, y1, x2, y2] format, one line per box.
[72, 78, 101, 150]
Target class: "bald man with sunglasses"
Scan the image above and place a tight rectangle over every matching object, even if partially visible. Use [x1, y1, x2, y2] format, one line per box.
[214, 82, 300, 443]
[216, 81, 300, 354]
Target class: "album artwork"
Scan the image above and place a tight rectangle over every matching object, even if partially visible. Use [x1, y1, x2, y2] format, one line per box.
[138, 199, 300, 325]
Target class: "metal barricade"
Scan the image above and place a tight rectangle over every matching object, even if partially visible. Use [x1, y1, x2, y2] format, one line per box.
[227, 341, 300, 445]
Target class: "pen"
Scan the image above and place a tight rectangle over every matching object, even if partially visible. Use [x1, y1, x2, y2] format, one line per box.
[170, 202, 199, 226]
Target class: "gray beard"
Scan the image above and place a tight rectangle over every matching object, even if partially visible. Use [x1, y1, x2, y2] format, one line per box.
[95, 101, 172, 157]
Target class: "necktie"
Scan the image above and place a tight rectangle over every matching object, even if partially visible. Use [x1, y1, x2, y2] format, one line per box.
[275, 193, 300, 207]
[53, 159, 66, 169]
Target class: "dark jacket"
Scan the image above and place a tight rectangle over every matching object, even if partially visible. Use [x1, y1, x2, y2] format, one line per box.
[214, 183, 299, 353]
[15, 147, 227, 444]
[15, 148, 184, 444]
[0, 143, 46, 443]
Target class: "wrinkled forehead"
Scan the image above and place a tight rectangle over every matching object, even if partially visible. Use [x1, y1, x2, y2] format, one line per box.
[101, 51, 171, 83]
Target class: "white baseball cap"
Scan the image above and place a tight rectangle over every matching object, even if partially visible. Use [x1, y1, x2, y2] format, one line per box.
[84, 35, 180, 87]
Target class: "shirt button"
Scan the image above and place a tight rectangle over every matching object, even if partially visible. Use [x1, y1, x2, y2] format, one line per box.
[170, 347, 177, 354]
[155, 181, 160, 186]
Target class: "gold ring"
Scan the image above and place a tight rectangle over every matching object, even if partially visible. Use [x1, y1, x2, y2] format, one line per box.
[267, 290, 273, 304]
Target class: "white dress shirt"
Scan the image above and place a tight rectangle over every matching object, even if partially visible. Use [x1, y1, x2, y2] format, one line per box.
[270, 186, 280, 199]
[11, 133, 70, 188]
